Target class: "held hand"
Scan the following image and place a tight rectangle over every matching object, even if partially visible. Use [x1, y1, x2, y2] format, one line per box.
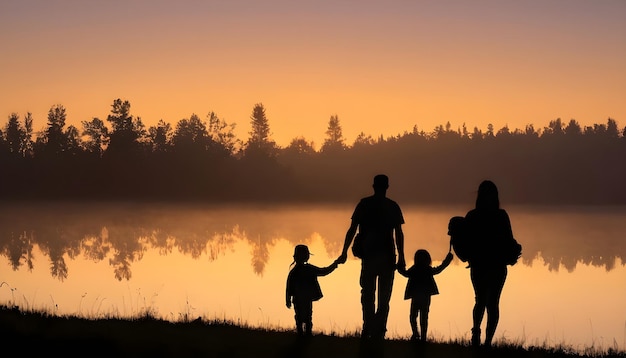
[397, 256, 406, 270]
[397, 262, 406, 272]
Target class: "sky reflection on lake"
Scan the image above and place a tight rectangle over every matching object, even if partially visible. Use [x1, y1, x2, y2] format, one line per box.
[0, 203, 624, 352]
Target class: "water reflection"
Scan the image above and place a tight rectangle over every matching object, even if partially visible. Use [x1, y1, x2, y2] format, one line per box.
[0, 203, 624, 281]
[1, 203, 625, 352]
[0, 203, 344, 280]
[513, 206, 626, 273]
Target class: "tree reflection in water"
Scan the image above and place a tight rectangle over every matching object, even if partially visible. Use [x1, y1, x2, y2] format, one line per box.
[0, 203, 624, 281]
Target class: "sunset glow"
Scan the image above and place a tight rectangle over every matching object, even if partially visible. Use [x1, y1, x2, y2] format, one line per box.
[1, 0, 625, 147]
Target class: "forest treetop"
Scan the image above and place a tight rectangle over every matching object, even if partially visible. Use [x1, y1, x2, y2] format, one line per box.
[2, 99, 623, 155]
[1, 99, 624, 205]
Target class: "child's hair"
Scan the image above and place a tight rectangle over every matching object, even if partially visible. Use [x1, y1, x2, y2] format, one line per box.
[291, 244, 311, 267]
[414, 249, 432, 267]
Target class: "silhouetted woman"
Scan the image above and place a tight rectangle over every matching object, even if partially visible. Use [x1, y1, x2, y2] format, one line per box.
[464, 180, 520, 347]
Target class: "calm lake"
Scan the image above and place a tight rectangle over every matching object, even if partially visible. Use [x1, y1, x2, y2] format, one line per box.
[1, 202, 624, 352]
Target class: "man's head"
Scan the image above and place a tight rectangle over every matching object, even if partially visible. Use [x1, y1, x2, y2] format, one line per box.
[372, 174, 389, 194]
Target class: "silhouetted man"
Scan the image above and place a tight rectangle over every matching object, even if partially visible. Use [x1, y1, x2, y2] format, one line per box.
[338, 174, 406, 339]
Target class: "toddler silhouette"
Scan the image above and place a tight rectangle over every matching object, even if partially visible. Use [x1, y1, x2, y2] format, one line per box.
[398, 248, 453, 342]
[286, 244, 340, 336]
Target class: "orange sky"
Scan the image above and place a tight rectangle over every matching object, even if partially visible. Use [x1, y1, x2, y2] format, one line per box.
[1, 0, 625, 148]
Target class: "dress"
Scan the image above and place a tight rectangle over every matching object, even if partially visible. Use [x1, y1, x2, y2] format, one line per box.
[400, 254, 452, 300]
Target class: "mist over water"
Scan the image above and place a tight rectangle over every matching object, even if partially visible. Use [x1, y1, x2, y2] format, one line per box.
[0, 203, 624, 351]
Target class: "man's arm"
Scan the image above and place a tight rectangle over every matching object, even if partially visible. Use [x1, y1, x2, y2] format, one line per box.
[395, 224, 405, 269]
[338, 220, 358, 263]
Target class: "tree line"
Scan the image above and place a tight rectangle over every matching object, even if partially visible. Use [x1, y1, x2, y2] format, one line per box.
[1, 99, 625, 205]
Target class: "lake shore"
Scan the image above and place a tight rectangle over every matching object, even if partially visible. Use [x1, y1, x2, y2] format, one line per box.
[1, 306, 623, 358]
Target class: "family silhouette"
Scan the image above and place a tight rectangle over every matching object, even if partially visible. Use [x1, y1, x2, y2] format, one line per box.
[285, 175, 522, 347]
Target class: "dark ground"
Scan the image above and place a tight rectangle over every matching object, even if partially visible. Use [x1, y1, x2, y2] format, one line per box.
[0, 306, 623, 358]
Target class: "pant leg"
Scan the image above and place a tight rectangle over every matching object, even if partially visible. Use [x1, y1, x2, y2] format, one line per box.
[470, 266, 488, 329]
[303, 300, 313, 335]
[471, 265, 507, 345]
[375, 262, 395, 336]
[360, 260, 376, 335]
[293, 301, 303, 334]
[485, 266, 507, 345]
[293, 299, 313, 335]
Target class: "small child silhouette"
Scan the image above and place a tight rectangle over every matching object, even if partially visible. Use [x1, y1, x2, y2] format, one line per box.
[286, 244, 340, 336]
[398, 248, 453, 342]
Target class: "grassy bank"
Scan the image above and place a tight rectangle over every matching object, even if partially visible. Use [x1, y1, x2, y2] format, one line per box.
[0, 306, 623, 358]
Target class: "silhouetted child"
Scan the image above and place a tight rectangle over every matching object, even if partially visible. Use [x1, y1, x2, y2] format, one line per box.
[286, 244, 340, 336]
[398, 249, 453, 342]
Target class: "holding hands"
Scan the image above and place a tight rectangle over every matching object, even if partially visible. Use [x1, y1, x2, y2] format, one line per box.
[337, 252, 348, 265]
[397, 255, 406, 271]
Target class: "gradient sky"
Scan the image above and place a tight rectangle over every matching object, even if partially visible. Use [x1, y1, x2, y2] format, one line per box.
[1, 0, 625, 147]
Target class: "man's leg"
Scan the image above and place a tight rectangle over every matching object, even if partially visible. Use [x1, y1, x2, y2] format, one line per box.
[375, 264, 395, 338]
[360, 260, 376, 337]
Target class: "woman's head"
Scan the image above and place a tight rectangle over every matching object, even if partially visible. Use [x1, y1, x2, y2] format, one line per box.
[293, 244, 310, 264]
[475, 180, 500, 210]
[414, 249, 432, 267]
